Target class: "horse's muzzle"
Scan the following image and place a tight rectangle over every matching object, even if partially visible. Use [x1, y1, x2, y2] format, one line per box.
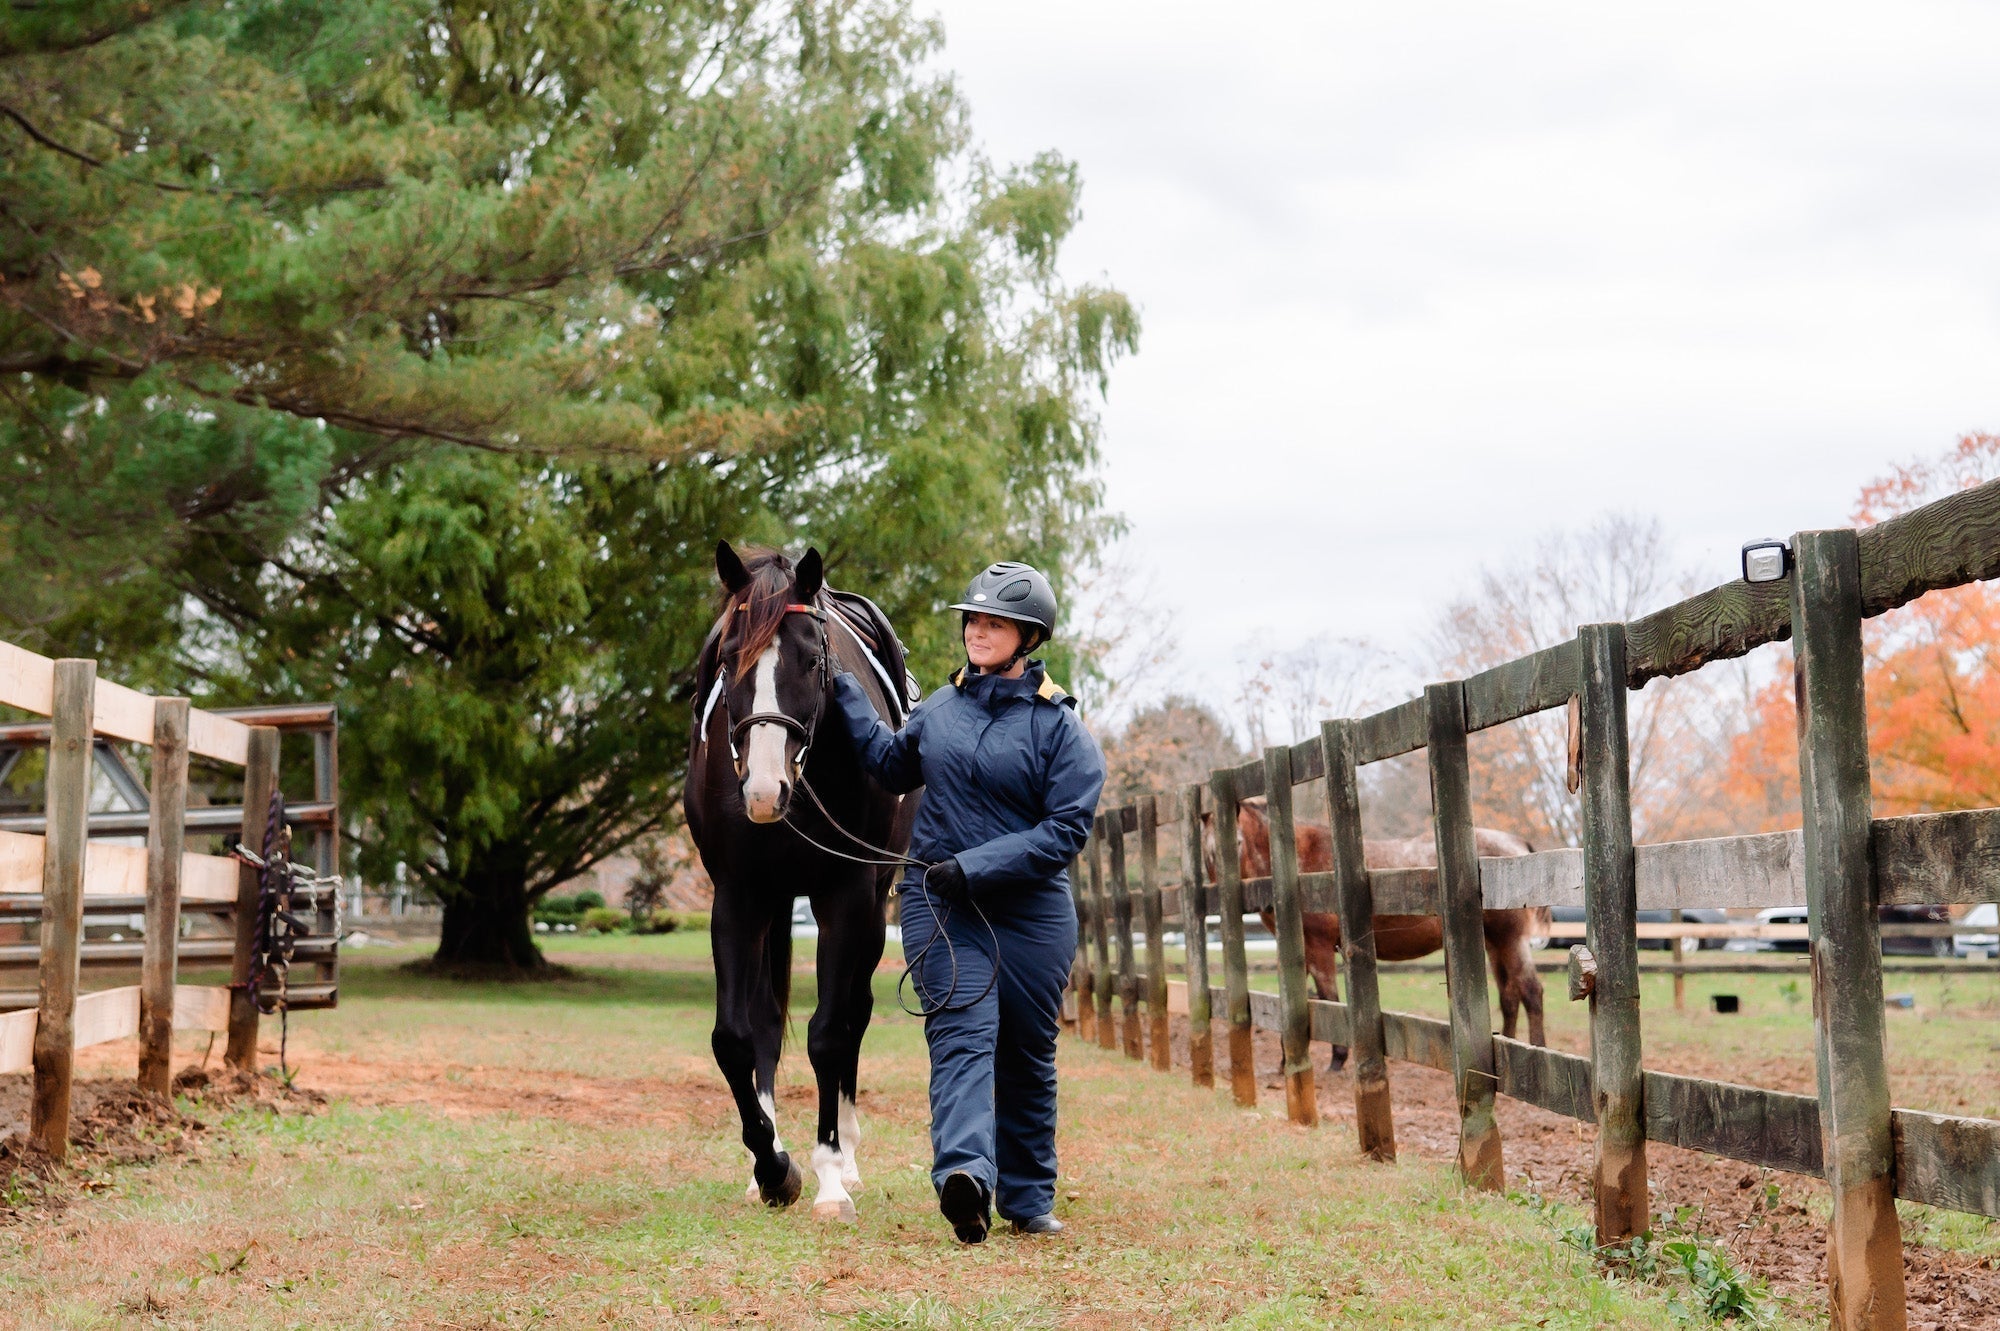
[742, 775, 793, 824]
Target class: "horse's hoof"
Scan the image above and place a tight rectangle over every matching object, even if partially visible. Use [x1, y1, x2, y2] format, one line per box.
[813, 1197, 858, 1224]
[759, 1153, 804, 1208]
[841, 1169, 863, 1191]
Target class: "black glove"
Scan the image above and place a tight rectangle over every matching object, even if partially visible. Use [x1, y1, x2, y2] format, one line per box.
[924, 857, 969, 904]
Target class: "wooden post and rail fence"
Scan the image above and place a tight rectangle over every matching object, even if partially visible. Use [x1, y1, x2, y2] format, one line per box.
[1068, 479, 2000, 1330]
[0, 642, 340, 1160]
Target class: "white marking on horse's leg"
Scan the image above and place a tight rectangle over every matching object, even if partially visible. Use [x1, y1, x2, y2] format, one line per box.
[758, 1090, 784, 1155]
[741, 645, 789, 823]
[810, 1142, 856, 1223]
[745, 1088, 785, 1203]
[838, 1094, 862, 1189]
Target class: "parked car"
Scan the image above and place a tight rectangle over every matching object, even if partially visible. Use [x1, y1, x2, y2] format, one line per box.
[1953, 902, 1998, 960]
[1546, 906, 1730, 950]
[1730, 903, 1956, 956]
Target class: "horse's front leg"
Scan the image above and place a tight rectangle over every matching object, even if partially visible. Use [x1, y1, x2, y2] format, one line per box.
[712, 893, 802, 1208]
[805, 879, 886, 1222]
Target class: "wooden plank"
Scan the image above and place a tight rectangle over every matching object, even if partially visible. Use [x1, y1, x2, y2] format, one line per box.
[0, 1007, 35, 1074]
[1494, 1037, 1596, 1124]
[1858, 472, 2000, 618]
[1288, 737, 1324, 786]
[1179, 783, 1214, 1089]
[1638, 832, 1804, 910]
[1643, 1070, 1824, 1176]
[1324, 718, 1396, 1160]
[1792, 527, 1906, 1326]
[1264, 746, 1317, 1125]
[1464, 640, 1581, 734]
[172, 984, 231, 1033]
[90, 677, 156, 747]
[1107, 815, 1142, 1061]
[140, 698, 189, 1097]
[0, 834, 238, 905]
[1875, 809, 2000, 906]
[1306, 997, 1352, 1048]
[1626, 578, 1794, 690]
[0, 641, 56, 717]
[1428, 681, 1504, 1190]
[1481, 848, 1583, 910]
[1139, 798, 1171, 1072]
[31, 659, 94, 1161]
[1070, 853, 1095, 1043]
[73, 985, 140, 1048]
[186, 708, 252, 767]
[1228, 756, 1266, 800]
[227, 725, 280, 1070]
[1246, 988, 1282, 1032]
[1297, 870, 1340, 914]
[1579, 622, 1647, 1242]
[1211, 765, 1256, 1107]
[1370, 867, 1437, 916]
[1238, 875, 1273, 914]
[1381, 1009, 1454, 1072]
[1892, 1109, 2000, 1218]
[1089, 827, 1115, 1049]
[1353, 698, 1426, 766]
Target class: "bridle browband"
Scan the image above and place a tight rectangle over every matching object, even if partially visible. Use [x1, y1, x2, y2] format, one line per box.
[721, 602, 829, 779]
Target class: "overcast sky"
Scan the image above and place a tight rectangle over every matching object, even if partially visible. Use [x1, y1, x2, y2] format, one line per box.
[928, 1, 2000, 721]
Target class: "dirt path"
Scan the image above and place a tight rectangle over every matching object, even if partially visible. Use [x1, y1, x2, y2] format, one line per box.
[1150, 1016, 2000, 1329]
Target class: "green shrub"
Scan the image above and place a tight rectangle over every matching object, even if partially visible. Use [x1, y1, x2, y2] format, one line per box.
[580, 906, 628, 934]
[642, 909, 680, 934]
[575, 890, 606, 911]
[673, 910, 711, 933]
[534, 889, 609, 924]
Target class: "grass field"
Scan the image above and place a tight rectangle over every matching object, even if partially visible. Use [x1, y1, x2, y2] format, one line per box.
[0, 933, 1828, 1329]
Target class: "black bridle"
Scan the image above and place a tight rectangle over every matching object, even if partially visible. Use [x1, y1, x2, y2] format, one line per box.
[722, 601, 830, 785]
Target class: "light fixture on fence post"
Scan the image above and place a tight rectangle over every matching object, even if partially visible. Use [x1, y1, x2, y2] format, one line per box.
[1741, 538, 1792, 584]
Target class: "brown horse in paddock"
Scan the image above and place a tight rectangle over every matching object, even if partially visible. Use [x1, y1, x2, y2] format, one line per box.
[1210, 798, 1549, 1070]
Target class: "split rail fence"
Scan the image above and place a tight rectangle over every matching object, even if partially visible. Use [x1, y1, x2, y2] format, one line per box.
[1069, 484, 2000, 1329]
[0, 644, 340, 1160]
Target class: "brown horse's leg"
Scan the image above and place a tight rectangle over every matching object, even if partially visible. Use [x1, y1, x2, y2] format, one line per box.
[1521, 942, 1547, 1046]
[1491, 935, 1524, 1041]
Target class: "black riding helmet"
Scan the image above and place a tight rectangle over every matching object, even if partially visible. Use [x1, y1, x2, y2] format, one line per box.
[949, 561, 1057, 667]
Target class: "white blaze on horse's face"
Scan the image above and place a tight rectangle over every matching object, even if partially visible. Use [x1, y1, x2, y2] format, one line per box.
[741, 643, 791, 823]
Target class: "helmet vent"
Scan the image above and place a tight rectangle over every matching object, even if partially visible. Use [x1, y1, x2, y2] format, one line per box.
[998, 579, 1033, 602]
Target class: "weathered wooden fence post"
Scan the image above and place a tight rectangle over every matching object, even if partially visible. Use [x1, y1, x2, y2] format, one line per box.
[1578, 623, 1647, 1242]
[1089, 825, 1116, 1051]
[1792, 528, 1908, 1329]
[1323, 718, 1395, 1160]
[139, 697, 191, 1098]
[1211, 766, 1257, 1107]
[1179, 783, 1215, 1089]
[1426, 681, 1503, 1190]
[1108, 812, 1143, 1061]
[1071, 853, 1095, 1041]
[1139, 796, 1171, 1071]
[30, 659, 96, 1159]
[1264, 746, 1318, 1126]
[227, 724, 281, 1070]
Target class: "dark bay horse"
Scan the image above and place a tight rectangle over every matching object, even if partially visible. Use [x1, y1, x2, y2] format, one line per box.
[1215, 798, 1549, 1069]
[685, 542, 913, 1222]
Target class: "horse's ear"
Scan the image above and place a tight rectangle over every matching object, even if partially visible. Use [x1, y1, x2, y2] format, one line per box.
[793, 547, 824, 603]
[716, 540, 751, 595]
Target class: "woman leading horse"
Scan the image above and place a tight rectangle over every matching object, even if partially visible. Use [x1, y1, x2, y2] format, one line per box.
[831, 560, 1105, 1244]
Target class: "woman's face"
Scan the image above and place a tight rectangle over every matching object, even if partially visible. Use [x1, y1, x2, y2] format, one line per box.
[963, 612, 1026, 672]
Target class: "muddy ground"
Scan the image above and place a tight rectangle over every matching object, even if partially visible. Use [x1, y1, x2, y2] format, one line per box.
[1105, 1011, 2000, 1329]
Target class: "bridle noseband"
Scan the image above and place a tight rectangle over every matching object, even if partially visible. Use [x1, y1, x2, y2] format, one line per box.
[723, 601, 830, 782]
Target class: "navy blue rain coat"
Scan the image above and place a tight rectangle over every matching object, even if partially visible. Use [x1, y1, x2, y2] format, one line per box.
[831, 660, 1105, 1221]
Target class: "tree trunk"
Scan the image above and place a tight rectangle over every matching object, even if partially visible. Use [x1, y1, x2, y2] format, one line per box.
[433, 864, 545, 971]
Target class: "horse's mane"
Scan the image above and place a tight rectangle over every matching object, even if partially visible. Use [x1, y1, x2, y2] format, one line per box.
[717, 546, 798, 680]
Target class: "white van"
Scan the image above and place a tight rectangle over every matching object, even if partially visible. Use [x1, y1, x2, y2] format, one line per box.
[1953, 903, 1998, 960]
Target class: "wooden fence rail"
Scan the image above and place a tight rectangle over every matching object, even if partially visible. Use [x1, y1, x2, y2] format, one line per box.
[1069, 479, 2000, 1331]
[0, 641, 340, 1157]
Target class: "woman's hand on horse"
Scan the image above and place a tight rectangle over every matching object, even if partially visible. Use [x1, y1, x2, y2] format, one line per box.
[925, 857, 970, 903]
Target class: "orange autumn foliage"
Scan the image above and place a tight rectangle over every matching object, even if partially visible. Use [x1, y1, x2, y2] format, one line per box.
[1721, 434, 2000, 828]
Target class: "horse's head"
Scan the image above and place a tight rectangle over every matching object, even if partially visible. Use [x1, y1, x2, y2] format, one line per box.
[1195, 795, 1274, 881]
[714, 540, 830, 824]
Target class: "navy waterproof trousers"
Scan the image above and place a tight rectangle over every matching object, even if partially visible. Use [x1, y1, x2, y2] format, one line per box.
[900, 878, 1077, 1222]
